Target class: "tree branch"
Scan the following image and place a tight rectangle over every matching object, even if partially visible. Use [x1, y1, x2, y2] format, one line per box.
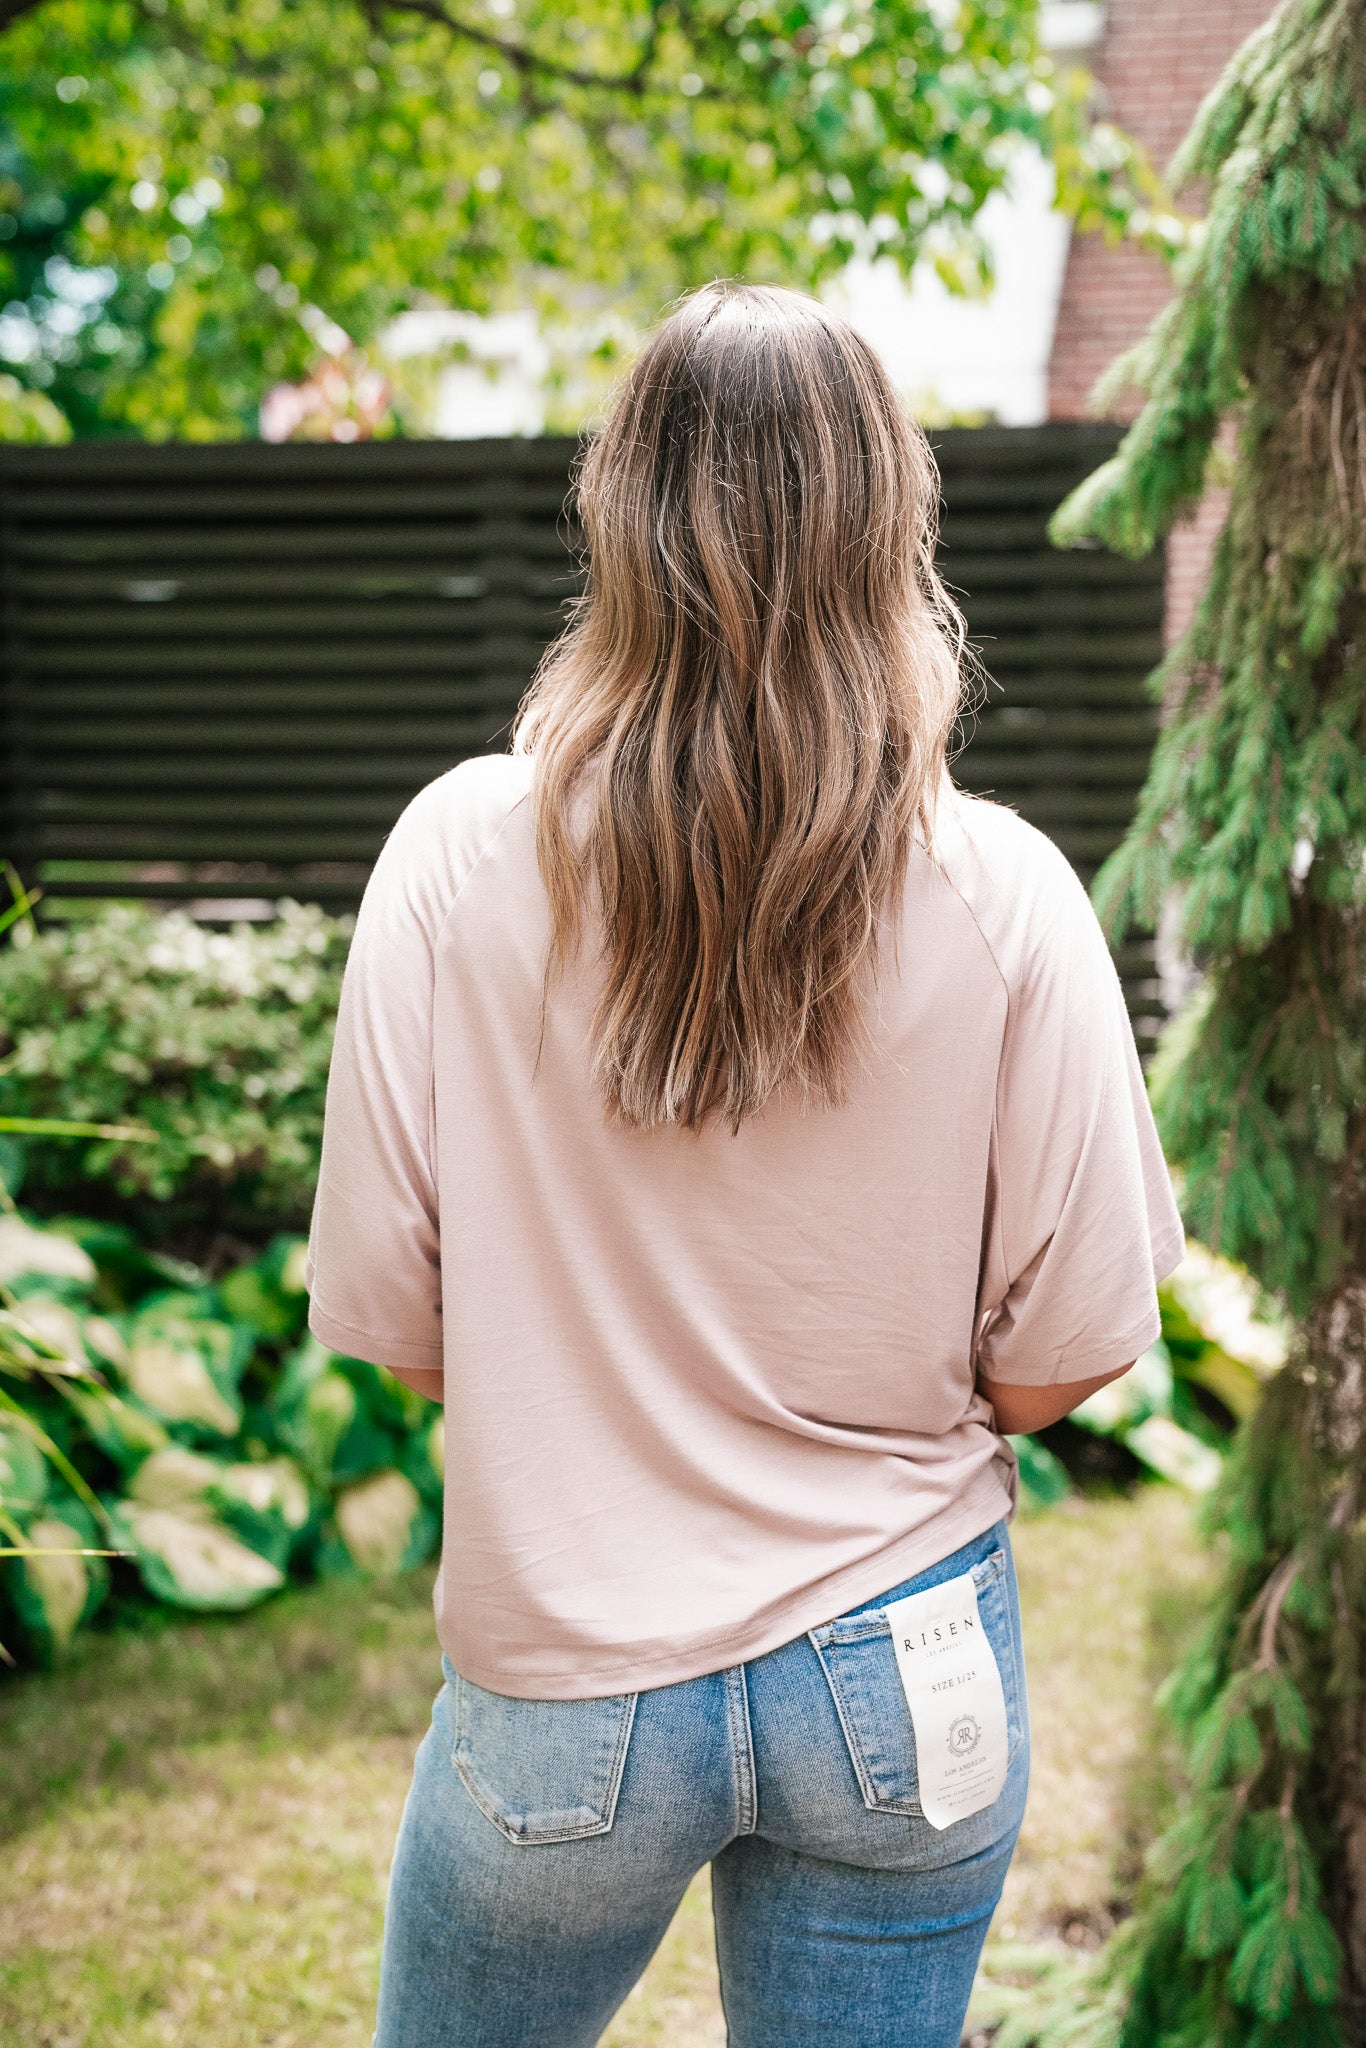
[373, 0, 663, 95]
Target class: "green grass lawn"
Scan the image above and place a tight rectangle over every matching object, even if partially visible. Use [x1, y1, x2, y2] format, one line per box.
[0, 1486, 1213, 2048]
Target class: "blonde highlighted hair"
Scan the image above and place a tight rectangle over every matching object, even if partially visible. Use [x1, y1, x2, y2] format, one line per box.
[514, 281, 968, 1131]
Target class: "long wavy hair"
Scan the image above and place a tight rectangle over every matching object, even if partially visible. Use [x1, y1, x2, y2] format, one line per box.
[513, 281, 968, 1131]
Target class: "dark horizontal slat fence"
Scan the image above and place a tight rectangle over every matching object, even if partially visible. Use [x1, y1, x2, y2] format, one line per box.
[0, 425, 1165, 1043]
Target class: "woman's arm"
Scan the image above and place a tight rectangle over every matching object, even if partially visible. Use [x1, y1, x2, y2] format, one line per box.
[978, 1362, 1132, 1438]
[387, 1365, 445, 1406]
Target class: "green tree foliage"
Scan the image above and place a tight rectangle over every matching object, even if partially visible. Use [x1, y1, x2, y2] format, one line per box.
[1050, 0, 1366, 2036]
[0, 0, 1165, 437]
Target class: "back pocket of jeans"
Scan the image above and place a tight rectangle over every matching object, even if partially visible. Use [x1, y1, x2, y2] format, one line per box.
[809, 1547, 1024, 1817]
[450, 1671, 639, 1845]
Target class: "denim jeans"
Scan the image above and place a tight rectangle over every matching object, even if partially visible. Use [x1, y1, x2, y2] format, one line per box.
[376, 1519, 1028, 2048]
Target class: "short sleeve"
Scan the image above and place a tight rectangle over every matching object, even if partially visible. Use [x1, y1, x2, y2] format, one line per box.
[305, 797, 446, 1376]
[975, 858, 1185, 1388]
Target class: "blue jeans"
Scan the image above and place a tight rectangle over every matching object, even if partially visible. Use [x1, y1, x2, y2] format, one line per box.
[376, 1520, 1028, 2048]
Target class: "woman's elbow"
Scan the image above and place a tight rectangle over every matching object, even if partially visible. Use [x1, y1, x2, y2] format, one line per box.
[979, 1362, 1134, 1438]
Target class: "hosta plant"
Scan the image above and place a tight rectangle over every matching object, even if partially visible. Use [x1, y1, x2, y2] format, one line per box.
[0, 1209, 443, 1666]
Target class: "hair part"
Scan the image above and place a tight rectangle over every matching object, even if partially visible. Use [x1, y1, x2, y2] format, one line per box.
[514, 280, 968, 1131]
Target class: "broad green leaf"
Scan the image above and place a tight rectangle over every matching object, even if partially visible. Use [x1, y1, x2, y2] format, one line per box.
[0, 1217, 96, 1288]
[82, 1315, 129, 1370]
[1163, 1244, 1290, 1374]
[1074, 1342, 1174, 1433]
[129, 1445, 313, 1569]
[114, 1501, 284, 1611]
[287, 1368, 358, 1480]
[331, 1468, 430, 1576]
[131, 1443, 309, 1525]
[121, 1336, 241, 1436]
[6, 1500, 110, 1660]
[279, 1241, 310, 1295]
[128, 1445, 228, 1507]
[5, 1297, 95, 1377]
[217, 1264, 302, 1337]
[12, 1516, 93, 1652]
[216, 1457, 311, 1531]
[1008, 1433, 1070, 1508]
[62, 1383, 169, 1468]
[1180, 1344, 1265, 1423]
[0, 1421, 48, 1514]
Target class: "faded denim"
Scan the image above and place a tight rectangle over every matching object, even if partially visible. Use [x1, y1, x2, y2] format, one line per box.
[376, 1520, 1028, 2048]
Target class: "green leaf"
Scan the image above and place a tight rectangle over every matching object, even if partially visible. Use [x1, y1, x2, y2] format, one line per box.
[62, 1383, 169, 1469]
[217, 1250, 308, 1337]
[0, 1216, 96, 1289]
[1123, 1415, 1224, 1493]
[129, 1444, 314, 1569]
[1007, 1432, 1070, 1508]
[270, 1338, 359, 1481]
[110, 1499, 284, 1612]
[121, 1333, 241, 1436]
[6, 1498, 109, 1662]
[116, 1298, 246, 1439]
[322, 1468, 434, 1578]
[0, 1420, 48, 1516]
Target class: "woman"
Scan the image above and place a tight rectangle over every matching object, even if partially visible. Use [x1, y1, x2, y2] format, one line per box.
[306, 281, 1184, 2048]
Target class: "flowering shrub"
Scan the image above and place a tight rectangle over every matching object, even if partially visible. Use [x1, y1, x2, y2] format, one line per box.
[0, 903, 352, 1231]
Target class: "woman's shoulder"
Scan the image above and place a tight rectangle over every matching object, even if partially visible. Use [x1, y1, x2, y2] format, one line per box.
[401, 752, 536, 839]
[395, 757, 532, 860]
[938, 786, 1078, 887]
[363, 753, 536, 934]
[931, 786, 1102, 993]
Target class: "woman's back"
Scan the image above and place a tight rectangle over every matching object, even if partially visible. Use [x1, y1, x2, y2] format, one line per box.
[306, 750, 1179, 1697]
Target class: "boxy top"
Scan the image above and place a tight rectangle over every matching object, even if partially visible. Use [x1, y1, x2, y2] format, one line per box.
[305, 753, 1184, 1698]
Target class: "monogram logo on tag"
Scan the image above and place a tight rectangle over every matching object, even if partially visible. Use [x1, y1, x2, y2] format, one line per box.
[948, 1712, 982, 1757]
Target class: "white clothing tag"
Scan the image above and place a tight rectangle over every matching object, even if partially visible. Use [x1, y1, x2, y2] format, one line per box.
[883, 1568, 1009, 1831]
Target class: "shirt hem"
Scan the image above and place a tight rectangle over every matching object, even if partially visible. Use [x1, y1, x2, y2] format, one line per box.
[980, 1277, 1179, 1390]
[437, 1465, 1015, 1701]
[306, 1300, 444, 1374]
[1153, 1225, 1187, 1285]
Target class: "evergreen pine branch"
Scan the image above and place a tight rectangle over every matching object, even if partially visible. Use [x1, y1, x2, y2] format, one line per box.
[1044, 0, 1366, 2036]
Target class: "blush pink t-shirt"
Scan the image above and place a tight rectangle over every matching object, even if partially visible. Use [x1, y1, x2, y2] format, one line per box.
[305, 754, 1184, 1698]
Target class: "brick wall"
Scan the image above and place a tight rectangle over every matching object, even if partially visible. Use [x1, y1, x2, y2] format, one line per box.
[1047, 0, 1273, 645]
[1048, 0, 1274, 421]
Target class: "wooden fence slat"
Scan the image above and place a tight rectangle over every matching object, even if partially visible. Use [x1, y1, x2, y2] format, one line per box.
[0, 426, 1167, 1047]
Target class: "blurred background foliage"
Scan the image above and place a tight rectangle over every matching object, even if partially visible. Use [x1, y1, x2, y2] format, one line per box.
[0, 901, 349, 1239]
[0, 0, 1170, 440]
[0, 1209, 445, 1667]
